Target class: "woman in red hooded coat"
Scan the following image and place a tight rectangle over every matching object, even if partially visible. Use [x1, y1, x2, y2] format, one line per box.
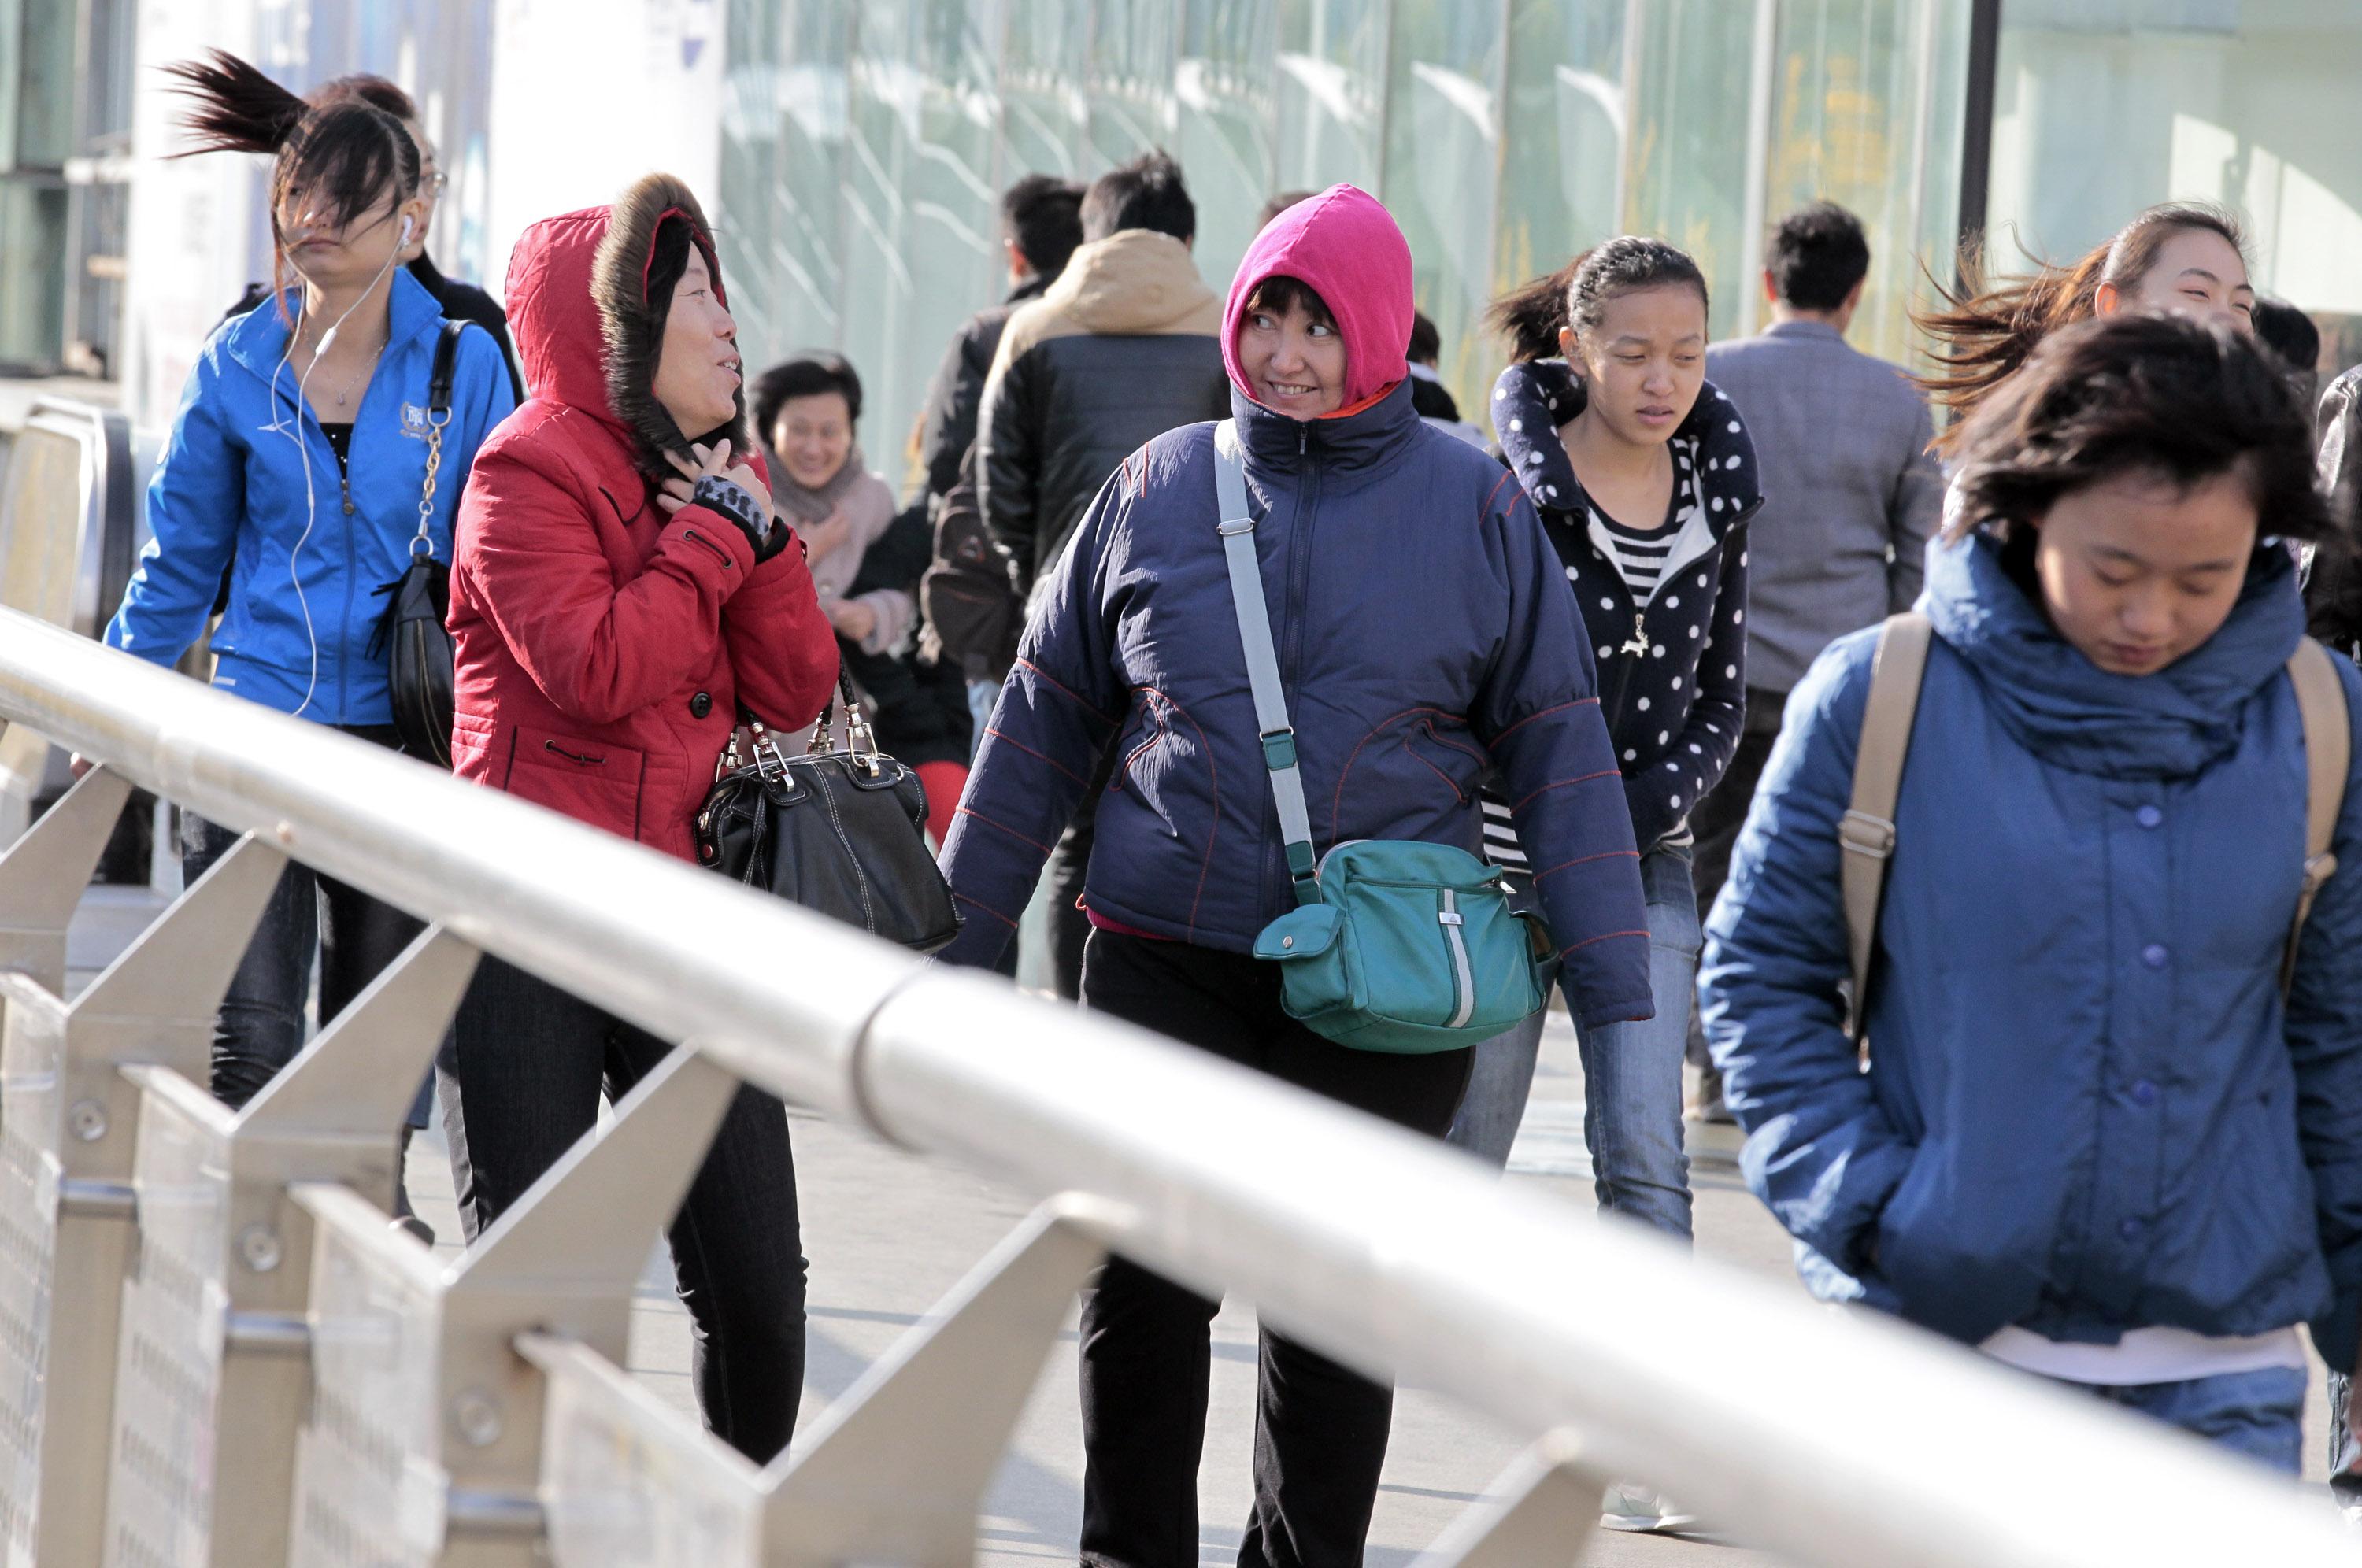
[441, 172, 837, 1460]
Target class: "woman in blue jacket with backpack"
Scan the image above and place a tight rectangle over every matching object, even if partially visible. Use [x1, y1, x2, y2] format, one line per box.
[940, 184, 1650, 1567]
[102, 57, 511, 1214]
[1701, 312, 2362, 1470]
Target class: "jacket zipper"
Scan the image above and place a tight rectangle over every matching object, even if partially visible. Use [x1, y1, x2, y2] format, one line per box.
[1440, 889, 1475, 1027]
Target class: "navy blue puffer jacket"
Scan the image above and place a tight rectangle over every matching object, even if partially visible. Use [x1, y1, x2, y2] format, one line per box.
[1701, 532, 2362, 1369]
[938, 376, 1656, 1030]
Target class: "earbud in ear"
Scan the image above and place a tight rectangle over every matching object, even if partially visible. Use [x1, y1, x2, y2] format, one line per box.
[400, 216, 414, 243]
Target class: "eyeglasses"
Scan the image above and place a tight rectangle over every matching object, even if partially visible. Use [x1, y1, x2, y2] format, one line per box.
[423, 170, 449, 198]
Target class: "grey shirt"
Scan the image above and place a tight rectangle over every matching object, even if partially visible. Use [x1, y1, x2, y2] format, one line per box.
[1705, 319, 1943, 696]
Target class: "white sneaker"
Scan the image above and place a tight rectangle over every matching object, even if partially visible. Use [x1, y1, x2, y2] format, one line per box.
[1599, 1484, 1699, 1534]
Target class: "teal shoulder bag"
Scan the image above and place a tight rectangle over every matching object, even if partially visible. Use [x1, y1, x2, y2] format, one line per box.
[1212, 421, 1552, 1054]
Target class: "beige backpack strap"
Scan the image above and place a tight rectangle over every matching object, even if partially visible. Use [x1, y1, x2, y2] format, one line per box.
[2282, 636, 2349, 997]
[1841, 613, 1933, 1042]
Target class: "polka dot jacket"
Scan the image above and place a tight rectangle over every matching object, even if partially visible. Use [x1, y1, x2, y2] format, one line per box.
[1486, 359, 1764, 862]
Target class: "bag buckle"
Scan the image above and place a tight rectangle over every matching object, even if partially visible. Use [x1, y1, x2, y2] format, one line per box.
[1260, 727, 1298, 771]
[1838, 811, 1896, 860]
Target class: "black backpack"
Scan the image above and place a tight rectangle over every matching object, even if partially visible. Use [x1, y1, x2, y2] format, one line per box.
[916, 442, 1024, 685]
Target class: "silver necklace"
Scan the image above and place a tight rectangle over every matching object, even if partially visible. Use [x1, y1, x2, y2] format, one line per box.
[305, 334, 385, 410]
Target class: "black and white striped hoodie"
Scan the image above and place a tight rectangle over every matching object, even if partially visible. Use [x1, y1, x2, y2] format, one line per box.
[1482, 359, 1765, 872]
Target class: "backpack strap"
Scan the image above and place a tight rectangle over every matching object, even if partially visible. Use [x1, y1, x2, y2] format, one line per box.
[1212, 420, 1320, 905]
[2283, 635, 2348, 997]
[1840, 612, 1932, 1043]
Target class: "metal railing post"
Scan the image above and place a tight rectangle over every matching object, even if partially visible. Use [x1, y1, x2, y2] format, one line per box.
[528, 1198, 1107, 1567]
[289, 1046, 741, 1566]
[1409, 1433, 1606, 1566]
[104, 926, 480, 1567]
[0, 829, 283, 1565]
[0, 763, 131, 996]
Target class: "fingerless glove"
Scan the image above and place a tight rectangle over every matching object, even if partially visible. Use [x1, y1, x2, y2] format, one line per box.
[691, 475, 788, 564]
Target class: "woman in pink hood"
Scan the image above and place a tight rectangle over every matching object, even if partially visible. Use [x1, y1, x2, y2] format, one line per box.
[940, 186, 1648, 1566]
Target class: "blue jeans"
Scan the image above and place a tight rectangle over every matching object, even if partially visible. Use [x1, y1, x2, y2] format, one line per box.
[2064, 1366, 2306, 1474]
[1447, 844, 1699, 1242]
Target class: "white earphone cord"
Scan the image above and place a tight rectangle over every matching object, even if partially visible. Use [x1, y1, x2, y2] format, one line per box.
[270, 217, 411, 720]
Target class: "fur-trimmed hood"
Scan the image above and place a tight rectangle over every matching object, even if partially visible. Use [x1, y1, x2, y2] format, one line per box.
[502, 172, 751, 469]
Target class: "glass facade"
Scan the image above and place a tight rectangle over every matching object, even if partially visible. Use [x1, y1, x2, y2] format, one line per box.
[1986, 0, 2362, 373]
[720, 0, 1997, 472]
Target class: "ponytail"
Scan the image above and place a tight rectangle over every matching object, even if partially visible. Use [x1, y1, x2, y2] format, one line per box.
[1487, 257, 1584, 363]
[162, 48, 306, 157]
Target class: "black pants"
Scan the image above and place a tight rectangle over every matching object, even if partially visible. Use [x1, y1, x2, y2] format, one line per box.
[1685, 687, 1785, 1065]
[1077, 930, 1472, 1568]
[439, 955, 806, 1463]
[180, 727, 426, 1111]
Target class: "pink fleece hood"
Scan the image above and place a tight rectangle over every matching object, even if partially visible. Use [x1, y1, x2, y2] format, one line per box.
[1222, 183, 1413, 412]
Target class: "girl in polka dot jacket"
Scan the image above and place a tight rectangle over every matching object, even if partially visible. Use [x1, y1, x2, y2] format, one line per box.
[1447, 239, 1764, 1257]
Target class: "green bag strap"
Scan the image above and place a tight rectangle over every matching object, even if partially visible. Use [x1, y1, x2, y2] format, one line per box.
[1212, 420, 1320, 905]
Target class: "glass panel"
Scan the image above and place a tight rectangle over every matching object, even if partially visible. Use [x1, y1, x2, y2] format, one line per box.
[1623, 0, 1761, 342]
[1380, 0, 1507, 416]
[1987, 1, 2362, 377]
[1001, 0, 1093, 183]
[1273, 0, 1386, 193]
[1761, 0, 1971, 366]
[1494, 0, 1627, 343]
[1176, 0, 1282, 295]
[0, 181, 68, 368]
[1087, 0, 1180, 173]
[719, 0, 854, 378]
[838, 0, 1008, 497]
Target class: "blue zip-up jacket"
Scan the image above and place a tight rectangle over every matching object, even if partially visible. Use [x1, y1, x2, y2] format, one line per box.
[1701, 532, 2362, 1370]
[938, 379, 1656, 1031]
[106, 267, 515, 723]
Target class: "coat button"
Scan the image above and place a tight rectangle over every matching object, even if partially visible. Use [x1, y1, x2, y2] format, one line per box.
[2142, 944, 2169, 969]
[2131, 1080, 2157, 1106]
[2118, 1218, 2143, 1240]
[2135, 804, 2163, 829]
[690, 691, 713, 719]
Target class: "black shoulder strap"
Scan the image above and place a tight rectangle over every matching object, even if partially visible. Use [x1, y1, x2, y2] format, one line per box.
[430, 319, 468, 414]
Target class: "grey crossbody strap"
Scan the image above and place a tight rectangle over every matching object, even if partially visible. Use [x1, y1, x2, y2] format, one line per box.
[1213, 420, 1320, 904]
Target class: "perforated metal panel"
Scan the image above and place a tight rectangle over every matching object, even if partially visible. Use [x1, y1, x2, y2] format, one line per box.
[533, 1339, 763, 1567]
[289, 1209, 439, 1568]
[103, 1085, 228, 1566]
[0, 990, 68, 1568]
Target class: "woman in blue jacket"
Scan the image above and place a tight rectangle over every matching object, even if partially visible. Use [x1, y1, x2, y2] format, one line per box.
[939, 185, 1651, 1567]
[102, 59, 513, 1178]
[1701, 313, 2362, 1470]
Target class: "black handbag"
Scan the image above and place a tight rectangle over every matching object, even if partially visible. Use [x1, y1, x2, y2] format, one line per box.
[694, 671, 962, 953]
[372, 320, 467, 767]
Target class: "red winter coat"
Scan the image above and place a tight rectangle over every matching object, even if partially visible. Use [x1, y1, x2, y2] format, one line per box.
[449, 174, 837, 860]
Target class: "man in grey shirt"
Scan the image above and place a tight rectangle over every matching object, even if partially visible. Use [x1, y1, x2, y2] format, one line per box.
[1690, 201, 1944, 1116]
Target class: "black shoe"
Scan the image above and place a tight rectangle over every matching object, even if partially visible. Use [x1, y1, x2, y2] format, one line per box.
[391, 1213, 435, 1248]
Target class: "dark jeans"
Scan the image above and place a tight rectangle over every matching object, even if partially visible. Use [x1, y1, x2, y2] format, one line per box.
[1685, 687, 1786, 1066]
[1077, 930, 1473, 1568]
[179, 729, 426, 1112]
[439, 955, 806, 1463]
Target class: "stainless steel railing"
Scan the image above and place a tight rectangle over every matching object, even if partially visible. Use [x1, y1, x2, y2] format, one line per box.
[0, 605, 2351, 1566]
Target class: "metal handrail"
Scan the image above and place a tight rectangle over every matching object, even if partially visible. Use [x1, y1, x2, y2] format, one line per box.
[0, 605, 2353, 1566]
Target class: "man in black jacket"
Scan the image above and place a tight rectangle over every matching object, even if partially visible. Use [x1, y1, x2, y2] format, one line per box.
[978, 151, 1230, 597]
[913, 175, 1084, 509]
[976, 151, 1231, 998]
